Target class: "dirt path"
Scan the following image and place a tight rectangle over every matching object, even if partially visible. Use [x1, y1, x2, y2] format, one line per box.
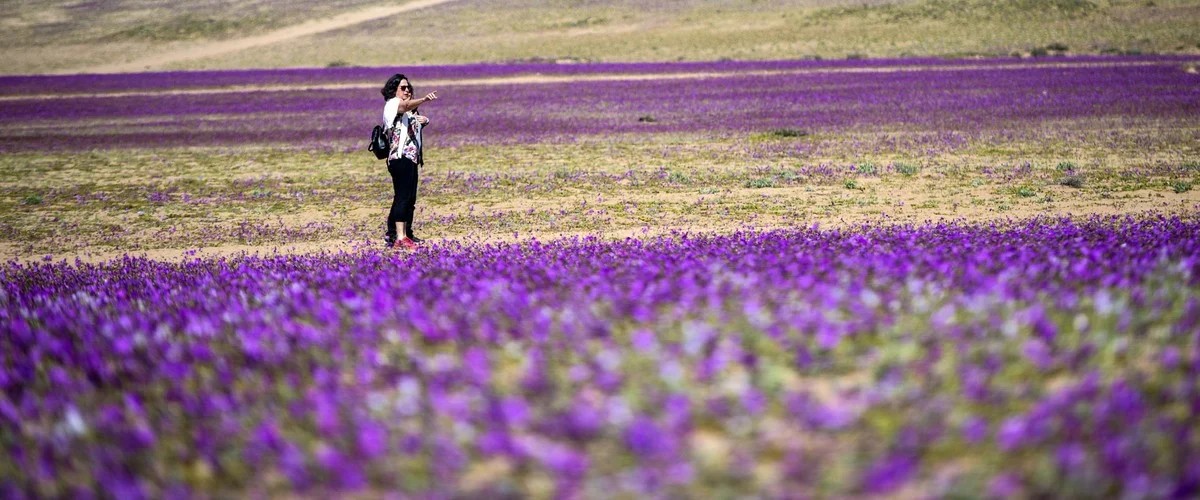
[80, 0, 458, 75]
[8, 59, 1192, 102]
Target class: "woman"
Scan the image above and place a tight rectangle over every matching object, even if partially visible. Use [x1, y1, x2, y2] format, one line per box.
[380, 73, 438, 249]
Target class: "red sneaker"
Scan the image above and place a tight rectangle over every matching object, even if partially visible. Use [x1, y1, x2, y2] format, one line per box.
[396, 238, 418, 250]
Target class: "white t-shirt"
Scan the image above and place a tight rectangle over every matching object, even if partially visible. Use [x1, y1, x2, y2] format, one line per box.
[383, 97, 402, 128]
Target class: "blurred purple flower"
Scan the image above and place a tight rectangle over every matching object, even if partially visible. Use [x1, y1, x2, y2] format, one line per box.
[996, 416, 1028, 451]
[960, 416, 988, 444]
[860, 452, 918, 494]
[987, 472, 1023, 498]
[624, 416, 670, 459]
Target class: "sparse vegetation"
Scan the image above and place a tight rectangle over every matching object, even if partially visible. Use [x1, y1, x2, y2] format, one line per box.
[102, 14, 260, 42]
[895, 162, 921, 176]
[1, 0, 1196, 73]
[769, 128, 809, 138]
[1060, 176, 1084, 188]
[745, 177, 777, 189]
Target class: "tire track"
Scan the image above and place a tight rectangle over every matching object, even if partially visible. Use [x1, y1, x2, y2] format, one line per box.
[78, 0, 458, 75]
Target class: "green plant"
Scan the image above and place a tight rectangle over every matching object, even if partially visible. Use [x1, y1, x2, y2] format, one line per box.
[21, 194, 43, 205]
[844, 179, 858, 190]
[1056, 161, 1077, 172]
[857, 163, 878, 176]
[895, 163, 920, 176]
[745, 178, 776, 189]
[1174, 182, 1193, 193]
[1016, 187, 1037, 197]
[667, 171, 690, 184]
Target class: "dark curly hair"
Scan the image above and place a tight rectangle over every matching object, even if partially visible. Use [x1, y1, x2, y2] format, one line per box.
[381, 73, 412, 101]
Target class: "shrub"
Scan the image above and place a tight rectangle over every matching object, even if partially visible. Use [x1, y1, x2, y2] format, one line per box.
[895, 163, 920, 176]
[769, 128, 809, 138]
[1174, 182, 1192, 193]
[745, 178, 776, 189]
[1056, 161, 1077, 172]
[1060, 176, 1084, 189]
[844, 179, 859, 190]
[1017, 187, 1037, 197]
[857, 163, 878, 176]
[21, 194, 42, 205]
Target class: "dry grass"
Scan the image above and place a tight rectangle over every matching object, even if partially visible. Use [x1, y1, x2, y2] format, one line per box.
[0, 0, 1197, 74]
[3, 127, 1197, 262]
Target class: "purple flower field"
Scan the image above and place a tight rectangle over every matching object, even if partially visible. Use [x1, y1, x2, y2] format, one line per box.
[1, 56, 1196, 152]
[3, 215, 1198, 497]
[3, 56, 1188, 95]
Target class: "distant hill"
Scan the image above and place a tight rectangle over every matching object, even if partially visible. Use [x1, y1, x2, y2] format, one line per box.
[1, 0, 1197, 74]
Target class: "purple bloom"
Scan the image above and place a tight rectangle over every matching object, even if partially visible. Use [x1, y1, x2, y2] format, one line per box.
[987, 473, 1023, 498]
[356, 419, 389, 459]
[1021, 338, 1054, 369]
[960, 416, 988, 444]
[279, 441, 310, 489]
[630, 329, 657, 353]
[860, 452, 918, 494]
[624, 416, 670, 459]
[1056, 442, 1088, 471]
[996, 416, 1028, 451]
[0, 213, 1195, 495]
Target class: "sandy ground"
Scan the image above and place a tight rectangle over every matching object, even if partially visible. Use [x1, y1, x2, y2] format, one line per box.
[21, 182, 1197, 264]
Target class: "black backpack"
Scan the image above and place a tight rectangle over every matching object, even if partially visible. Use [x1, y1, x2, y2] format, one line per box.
[367, 114, 400, 160]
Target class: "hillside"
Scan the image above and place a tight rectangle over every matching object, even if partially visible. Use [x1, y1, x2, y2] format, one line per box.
[0, 0, 1197, 74]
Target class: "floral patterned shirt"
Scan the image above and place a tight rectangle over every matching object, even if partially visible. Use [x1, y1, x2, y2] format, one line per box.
[383, 98, 422, 164]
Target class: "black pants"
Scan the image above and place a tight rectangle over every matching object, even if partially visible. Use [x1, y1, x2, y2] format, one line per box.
[386, 157, 419, 238]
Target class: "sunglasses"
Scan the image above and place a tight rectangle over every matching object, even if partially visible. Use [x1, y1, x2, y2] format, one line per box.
[399, 85, 412, 91]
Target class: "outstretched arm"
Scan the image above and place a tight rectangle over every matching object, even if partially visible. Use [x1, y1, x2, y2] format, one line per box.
[396, 91, 439, 114]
